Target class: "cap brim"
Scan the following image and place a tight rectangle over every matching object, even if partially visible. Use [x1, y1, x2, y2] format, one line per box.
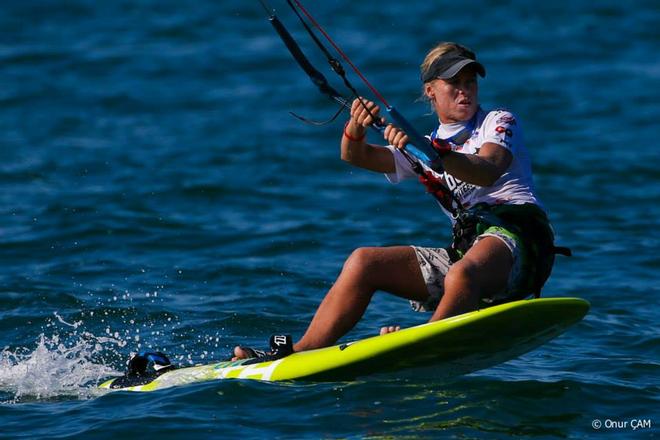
[437, 59, 486, 79]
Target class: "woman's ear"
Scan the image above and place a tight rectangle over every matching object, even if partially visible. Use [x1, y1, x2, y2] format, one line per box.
[424, 83, 435, 101]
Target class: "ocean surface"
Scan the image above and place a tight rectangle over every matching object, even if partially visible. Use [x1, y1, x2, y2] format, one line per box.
[0, 0, 658, 438]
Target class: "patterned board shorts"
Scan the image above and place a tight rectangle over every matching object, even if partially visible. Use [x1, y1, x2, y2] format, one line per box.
[409, 226, 524, 312]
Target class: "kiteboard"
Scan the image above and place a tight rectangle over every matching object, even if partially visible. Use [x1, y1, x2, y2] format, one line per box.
[99, 297, 589, 392]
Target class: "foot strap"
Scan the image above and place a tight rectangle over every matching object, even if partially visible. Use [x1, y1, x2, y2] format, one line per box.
[242, 334, 293, 365]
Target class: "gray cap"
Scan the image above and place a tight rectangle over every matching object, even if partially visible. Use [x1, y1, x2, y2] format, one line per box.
[421, 47, 486, 83]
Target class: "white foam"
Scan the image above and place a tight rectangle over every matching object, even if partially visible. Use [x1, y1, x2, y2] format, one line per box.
[0, 332, 124, 403]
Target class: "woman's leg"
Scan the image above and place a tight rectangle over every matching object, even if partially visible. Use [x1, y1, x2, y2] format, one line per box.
[233, 238, 513, 359]
[430, 236, 512, 322]
[293, 246, 430, 351]
[233, 246, 430, 358]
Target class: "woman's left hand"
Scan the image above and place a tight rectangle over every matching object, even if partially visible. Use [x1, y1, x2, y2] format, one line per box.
[383, 124, 409, 148]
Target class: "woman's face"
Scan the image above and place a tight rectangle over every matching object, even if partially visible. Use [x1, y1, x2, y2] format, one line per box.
[425, 66, 479, 124]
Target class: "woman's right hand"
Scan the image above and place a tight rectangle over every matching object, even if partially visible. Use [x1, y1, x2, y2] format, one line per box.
[346, 98, 409, 149]
[340, 97, 397, 173]
[345, 98, 381, 139]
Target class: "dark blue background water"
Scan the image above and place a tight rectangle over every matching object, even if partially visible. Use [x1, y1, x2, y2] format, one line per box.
[1, 0, 658, 438]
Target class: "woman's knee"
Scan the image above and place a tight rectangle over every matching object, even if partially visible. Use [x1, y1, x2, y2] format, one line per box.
[342, 247, 380, 278]
[444, 260, 479, 292]
[341, 246, 423, 295]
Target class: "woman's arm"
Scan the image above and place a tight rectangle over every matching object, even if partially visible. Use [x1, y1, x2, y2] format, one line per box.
[340, 99, 395, 174]
[440, 142, 512, 186]
[384, 121, 512, 186]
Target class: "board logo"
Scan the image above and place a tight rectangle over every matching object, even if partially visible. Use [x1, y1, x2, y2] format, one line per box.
[273, 335, 288, 346]
[339, 342, 356, 351]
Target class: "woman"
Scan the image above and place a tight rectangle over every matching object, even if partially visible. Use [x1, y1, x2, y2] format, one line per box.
[233, 42, 560, 361]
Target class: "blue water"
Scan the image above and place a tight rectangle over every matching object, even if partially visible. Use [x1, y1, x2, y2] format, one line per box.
[1, 0, 658, 438]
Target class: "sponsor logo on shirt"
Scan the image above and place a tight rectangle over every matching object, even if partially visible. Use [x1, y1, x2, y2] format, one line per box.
[495, 126, 514, 137]
[440, 171, 477, 203]
[496, 114, 517, 125]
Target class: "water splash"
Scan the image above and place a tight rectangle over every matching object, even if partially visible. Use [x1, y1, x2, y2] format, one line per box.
[53, 311, 82, 329]
[0, 332, 124, 403]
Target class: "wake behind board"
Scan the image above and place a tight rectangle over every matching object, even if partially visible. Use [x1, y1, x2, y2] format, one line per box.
[99, 297, 589, 392]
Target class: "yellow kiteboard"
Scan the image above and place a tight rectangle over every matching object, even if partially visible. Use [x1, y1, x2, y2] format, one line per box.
[99, 297, 589, 392]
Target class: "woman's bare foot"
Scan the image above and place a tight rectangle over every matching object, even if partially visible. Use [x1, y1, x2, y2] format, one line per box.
[231, 346, 249, 361]
[231, 336, 293, 361]
[231, 346, 266, 361]
[379, 325, 401, 335]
